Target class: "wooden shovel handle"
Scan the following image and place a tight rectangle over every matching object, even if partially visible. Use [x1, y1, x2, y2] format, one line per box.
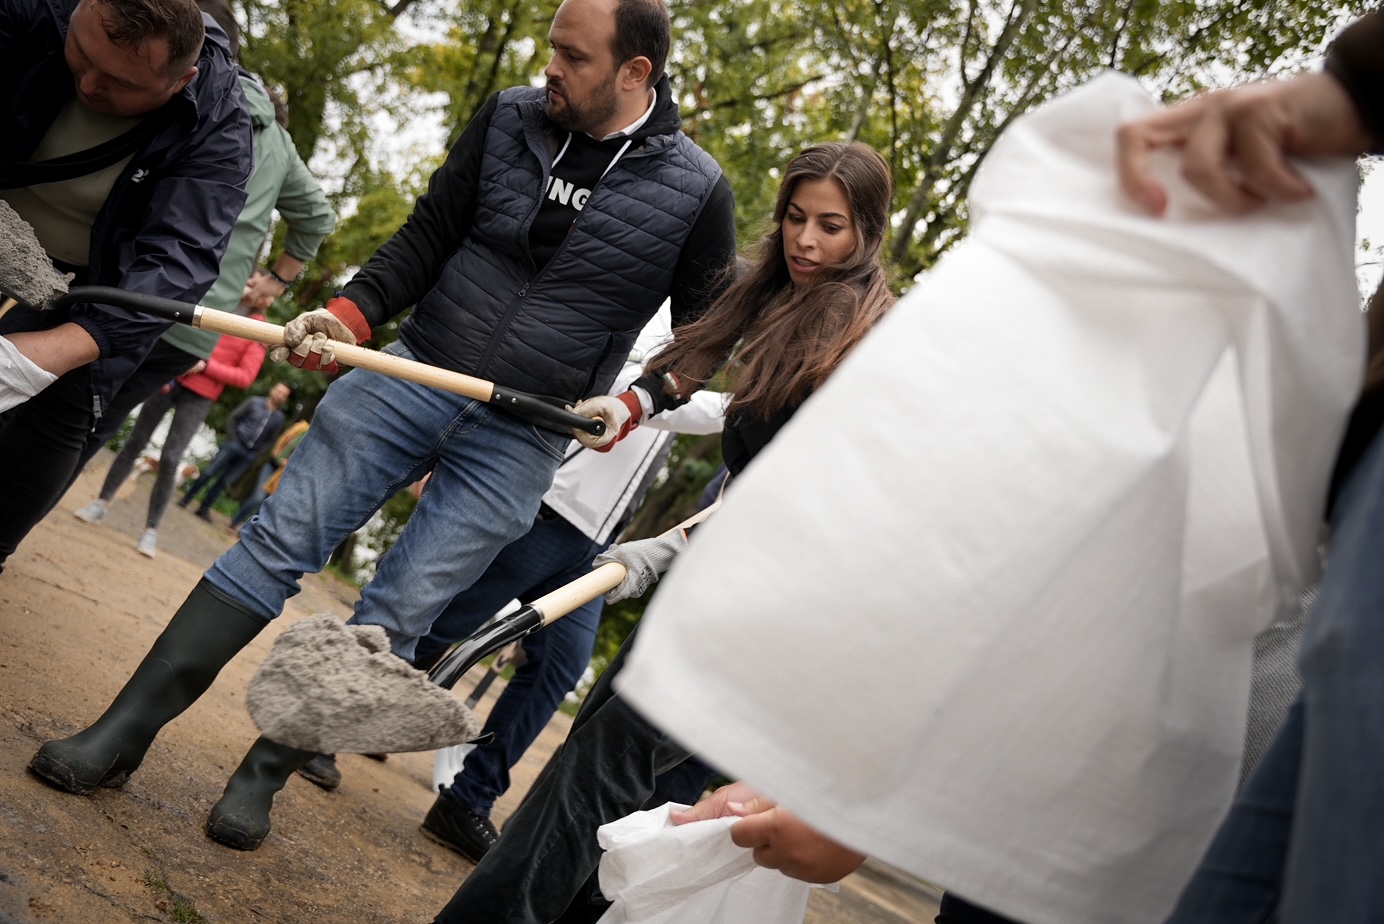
[199, 310, 493, 400]
[52, 286, 604, 435]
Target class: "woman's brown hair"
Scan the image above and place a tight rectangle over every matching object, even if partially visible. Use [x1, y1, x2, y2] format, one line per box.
[651, 142, 894, 418]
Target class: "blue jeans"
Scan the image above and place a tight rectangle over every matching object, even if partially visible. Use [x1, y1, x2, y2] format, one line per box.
[204, 348, 568, 660]
[413, 511, 606, 817]
[181, 438, 258, 514]
[1166, 423, 1384, 923]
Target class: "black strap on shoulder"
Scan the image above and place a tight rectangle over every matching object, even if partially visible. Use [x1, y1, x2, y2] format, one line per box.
[0, 108, 175, 190]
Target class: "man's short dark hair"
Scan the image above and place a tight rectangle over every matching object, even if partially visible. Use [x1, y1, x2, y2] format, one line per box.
[90, 0, 205, 76]
[196, 0, 238, 59]
[612, 0, 669, 88]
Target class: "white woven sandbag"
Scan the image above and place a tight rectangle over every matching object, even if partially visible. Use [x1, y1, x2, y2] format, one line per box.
[618, 72, 1362, 924]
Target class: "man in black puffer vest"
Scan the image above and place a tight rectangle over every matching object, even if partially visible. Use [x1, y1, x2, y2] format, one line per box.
[30, 0, 736, 857]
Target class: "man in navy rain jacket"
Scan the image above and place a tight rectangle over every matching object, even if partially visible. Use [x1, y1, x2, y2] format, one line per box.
[0, 0, 253, 574]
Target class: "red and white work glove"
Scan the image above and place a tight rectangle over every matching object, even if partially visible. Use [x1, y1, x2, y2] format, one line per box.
[569, 390, 643, 451]
[269, 296, 372, 375]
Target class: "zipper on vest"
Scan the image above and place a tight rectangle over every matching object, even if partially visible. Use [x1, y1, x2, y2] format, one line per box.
[475, 119, 632, 382]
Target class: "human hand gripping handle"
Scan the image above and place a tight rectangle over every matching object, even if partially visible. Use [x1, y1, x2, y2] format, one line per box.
[268, 295, 372, 374]
[569, 391, 642, 450]
[590, 525, 687, 602]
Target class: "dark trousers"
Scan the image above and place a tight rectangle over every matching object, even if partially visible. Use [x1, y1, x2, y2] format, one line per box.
[936, 893, 1025, 923]
[180, 439, 258, 514]
[433, 627, 691, 924]
[74, 339, 200, 475]
[96, 384, 215, 530]
[415, 512, 608, 819]
[0, 366, 94, 572]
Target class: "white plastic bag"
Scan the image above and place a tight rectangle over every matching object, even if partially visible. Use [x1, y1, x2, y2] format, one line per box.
[595, 804, 816, 924]
[618, 73, 1362, 924]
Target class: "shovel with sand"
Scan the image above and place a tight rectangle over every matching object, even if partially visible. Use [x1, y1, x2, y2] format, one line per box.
[0, 200, 73, 318]
[246, 503, 719, 755]
[0, 201, 601, 436]
[0, 207, 695, 755]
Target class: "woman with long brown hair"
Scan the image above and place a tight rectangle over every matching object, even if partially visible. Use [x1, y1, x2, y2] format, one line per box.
[576, 138, 892, 474]
[430, 140, 894, 924]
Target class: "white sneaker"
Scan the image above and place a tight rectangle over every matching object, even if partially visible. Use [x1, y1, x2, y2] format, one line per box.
[137, 528, 158, 558]
[74, 500, 108, 523]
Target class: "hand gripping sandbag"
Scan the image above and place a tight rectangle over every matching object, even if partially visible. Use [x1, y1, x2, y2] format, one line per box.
[616, 73, 1362, 924]
[594, 804, 818, 924]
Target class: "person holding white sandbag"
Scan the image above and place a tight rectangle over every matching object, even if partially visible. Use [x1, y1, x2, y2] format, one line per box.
[616, 14, 1380, 924]
[1124, 12, 1384, 924]
[429, 140, 895, 924]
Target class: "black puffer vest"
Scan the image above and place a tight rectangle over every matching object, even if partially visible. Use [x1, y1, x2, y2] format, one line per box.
[398, 86, 723, 402]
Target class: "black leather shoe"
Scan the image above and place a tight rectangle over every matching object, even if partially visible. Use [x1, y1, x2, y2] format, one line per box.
[420, 789, 499, 863]
[296, 753, 341, 790]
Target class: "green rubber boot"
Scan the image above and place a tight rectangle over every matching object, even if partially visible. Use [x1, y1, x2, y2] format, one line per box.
[30, 579, 268, 794]
[206, 736, 317, 850]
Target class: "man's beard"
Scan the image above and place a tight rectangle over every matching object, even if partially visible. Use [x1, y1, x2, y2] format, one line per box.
[547, 73, 620, 134]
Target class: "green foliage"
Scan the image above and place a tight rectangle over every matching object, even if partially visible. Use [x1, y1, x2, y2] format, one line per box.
[142, 868, 206, 923]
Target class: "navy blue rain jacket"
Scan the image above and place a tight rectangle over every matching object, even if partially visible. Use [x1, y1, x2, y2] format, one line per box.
[0, 0, 253, 417]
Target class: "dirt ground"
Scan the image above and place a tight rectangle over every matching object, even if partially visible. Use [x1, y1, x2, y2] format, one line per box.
[0, 452, 940, 924]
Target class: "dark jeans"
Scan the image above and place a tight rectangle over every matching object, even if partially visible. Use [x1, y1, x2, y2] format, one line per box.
[0, 366, 93, 572]
[433, 628, 691, 924]
[1165, 701, 1301, 923]
[414, 511, 607, 818]
[230, 461, 276, 529]
[181, 439, 258, 513]
[74, 339, 201, 476]
[936, 893, 1025, 923]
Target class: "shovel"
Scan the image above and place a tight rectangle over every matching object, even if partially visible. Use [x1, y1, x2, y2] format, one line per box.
[47, 285, 605, 437]
[247, 501, 720, 755]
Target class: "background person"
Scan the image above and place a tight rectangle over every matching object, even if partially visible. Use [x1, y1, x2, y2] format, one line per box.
[71, 298, 271, 554]
[228, 415, 311, 534]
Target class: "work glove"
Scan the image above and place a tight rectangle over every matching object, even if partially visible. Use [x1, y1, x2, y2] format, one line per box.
[570, 391, 642, 451]
[592, 528, 688, 603]
[269, 295, 372, 375]
[0, 335, 58, 413]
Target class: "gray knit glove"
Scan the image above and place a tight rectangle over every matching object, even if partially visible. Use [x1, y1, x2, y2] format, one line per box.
[593, 530, 689, 603]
